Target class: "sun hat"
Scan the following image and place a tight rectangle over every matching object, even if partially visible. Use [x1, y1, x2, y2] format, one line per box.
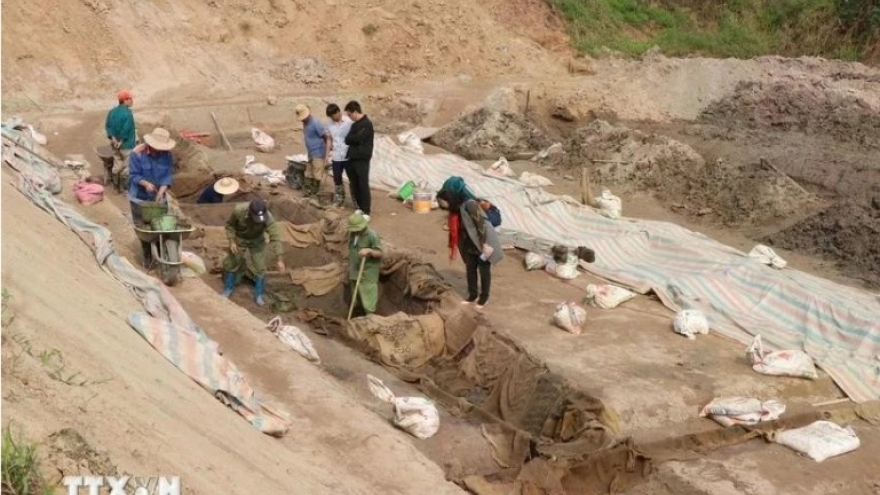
[348, 211, 368, 232]
[295, 104, 310, 121]
[249, 198, 268, 223]
[143, 127, 177, 151]
[117, 90, 133, 102]
[213, 177, 240, 195]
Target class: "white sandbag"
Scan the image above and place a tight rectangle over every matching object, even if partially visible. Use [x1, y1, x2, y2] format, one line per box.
[532, 142, 563, 162]
[27, 125, 47, 146]
[524, 252, 548, 271]
[749, 244, 787, 269]
[519, 171, 553, 187]
[397, 131, 424, 154]
[584, 284, 636, 309]
[545, 258, 579, 279]
[285, 153, 308, 163]
[267, 316, 320, 364]
[773, 420, 860, 462]
[746, 335, 818, 380]
[181, 251, 207, 276]
[367, 375, 439, 439]
[595, 188, 622, 219]
[553, 301, 587, 335]
[699, 397, 786, 427]
[672, 309, 709, 340]
[252, 127, 275, 153]
[486, 157, 515, 178]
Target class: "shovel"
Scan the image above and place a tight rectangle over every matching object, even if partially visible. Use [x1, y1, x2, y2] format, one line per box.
[347, 255, 367, 321]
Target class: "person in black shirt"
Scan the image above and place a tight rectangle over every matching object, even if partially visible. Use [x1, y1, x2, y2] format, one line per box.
[343, 101, 375, 215]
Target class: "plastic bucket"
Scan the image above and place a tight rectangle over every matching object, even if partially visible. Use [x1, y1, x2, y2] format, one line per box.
[140, 202, 168, 223]
[151, 214, 179, 232]
[396, 181, 416, 201]
[412, 192, 432, 214]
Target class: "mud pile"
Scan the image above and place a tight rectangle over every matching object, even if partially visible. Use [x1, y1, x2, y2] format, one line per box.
[430, 88, 552, 160]
[699, 79, 880, 148]
[567, 120, 822, 226]
[764, 200, 880, 287]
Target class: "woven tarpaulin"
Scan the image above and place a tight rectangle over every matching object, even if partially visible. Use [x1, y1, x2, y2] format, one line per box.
[2, 125, 291, 436]
[368, 134, 880, 403]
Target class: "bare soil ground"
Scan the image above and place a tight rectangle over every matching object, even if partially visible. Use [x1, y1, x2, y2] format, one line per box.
[3, 0, 880, 492]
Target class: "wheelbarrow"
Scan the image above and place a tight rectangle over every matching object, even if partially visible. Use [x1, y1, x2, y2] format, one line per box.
[133, 204, 196, 286]
[285, 156, 307, 190]
[95, 145, 128, 193]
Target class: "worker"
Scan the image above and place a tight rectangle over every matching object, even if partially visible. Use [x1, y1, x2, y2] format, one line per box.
[221, 198, 286, 306]
[295, 104, 331, 201]
[128, 127, 176, 268]
[196, 177, 240, 204]
[345, 211, 383, 317]
[104, 89, 137, 192]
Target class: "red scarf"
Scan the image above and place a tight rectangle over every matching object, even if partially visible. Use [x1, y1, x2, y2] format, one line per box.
[448, 212, 461, 261]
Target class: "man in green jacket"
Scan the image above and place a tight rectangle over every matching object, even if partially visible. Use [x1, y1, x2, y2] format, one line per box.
[221, 199, 286, 306]
[104, 90, 137, 192]
[346, 211, 382, 316]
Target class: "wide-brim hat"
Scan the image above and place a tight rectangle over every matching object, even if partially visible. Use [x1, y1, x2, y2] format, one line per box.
[348, 212, 368, 232]
[295, 104, 310, 121]
[143, 127, 177, 151]
[213, 177, 240, 195]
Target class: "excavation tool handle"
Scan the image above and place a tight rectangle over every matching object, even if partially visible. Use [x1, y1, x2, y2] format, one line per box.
[347, 255, 368, 322]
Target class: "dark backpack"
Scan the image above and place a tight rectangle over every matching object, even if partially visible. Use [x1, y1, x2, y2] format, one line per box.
[480, 200, 502, 227]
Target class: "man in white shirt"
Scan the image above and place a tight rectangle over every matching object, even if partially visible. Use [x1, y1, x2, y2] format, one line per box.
[326, 104, 354, 207]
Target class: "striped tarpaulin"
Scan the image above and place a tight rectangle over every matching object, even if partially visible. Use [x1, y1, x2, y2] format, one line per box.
[368, 135, 880, 403]
[2, 126, 291, 436]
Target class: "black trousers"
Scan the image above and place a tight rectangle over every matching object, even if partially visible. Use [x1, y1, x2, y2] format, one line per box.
[460, 247, 491, 304]
[344, 159, 371, 214]
[129, 201, 153, 266]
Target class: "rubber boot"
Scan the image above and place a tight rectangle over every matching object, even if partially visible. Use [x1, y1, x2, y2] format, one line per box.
[333, 184, 345, 207]
[221, 272, 236, 298]
[254, 276, 266, 306]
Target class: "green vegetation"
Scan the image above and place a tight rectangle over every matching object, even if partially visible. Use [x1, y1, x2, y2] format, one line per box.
[544, 0, 879, 62]
[1, 426, 53, 495]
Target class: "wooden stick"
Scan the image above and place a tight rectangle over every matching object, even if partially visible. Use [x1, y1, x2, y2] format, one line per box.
[580, 165, 594, 206]
[524, 90, 531, 114]
[347, 255, 368, 321]
[812, 398, 851, 408]
[211, 112, 233, 151]
[591, 159, 632, 164]
[760, 158, 811, 196]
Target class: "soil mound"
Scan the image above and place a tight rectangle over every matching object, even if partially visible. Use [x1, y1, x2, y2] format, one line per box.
[764, 200, 880, 287]
[567, 120, 821, 225]
[700, 79, 880, 148]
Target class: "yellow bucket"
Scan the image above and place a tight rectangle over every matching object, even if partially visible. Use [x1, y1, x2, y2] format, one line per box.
[412, 191, 432, 214]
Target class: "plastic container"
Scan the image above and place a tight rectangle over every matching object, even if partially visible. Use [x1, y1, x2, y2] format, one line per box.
[140, 202, 168, 223]
[412, 191, 432, 214]
[151, 214, 179, 232]
[397, 181, 416, 201]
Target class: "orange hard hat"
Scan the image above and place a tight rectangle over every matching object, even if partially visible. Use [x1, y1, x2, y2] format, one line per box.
[117, 90, 134, 102]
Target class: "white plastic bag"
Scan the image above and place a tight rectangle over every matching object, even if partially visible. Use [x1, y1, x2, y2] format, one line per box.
[524, 252, 548, 271]
[545, 259, 579, 279]
[749, 244, 787, 269]
[367, 375, 439, 439]
[595, 188, 622, 219]
[398, 131, 424, 154]
[244, 155, 285, 184]
[773, 421, 860, 462]
[746, 335, 818, 380]
[267, 317, 320, 364]
[672, 309, 709, 340]
[181, 251, 207, 276]
[519, 171, 553, 187]
[252, 127, 275, 153]
[487, 157, 515, 178]
[584, 284, 636, 309]
[699, 397, 786, 427]
[553, 302, 587, 335]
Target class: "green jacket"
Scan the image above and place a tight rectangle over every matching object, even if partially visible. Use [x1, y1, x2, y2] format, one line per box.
[105, 105, 136, 150]
[225, 203, 283, 256]
[349, 228, 382, 282]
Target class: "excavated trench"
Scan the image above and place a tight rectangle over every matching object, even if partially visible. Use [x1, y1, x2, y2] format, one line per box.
[173, 193, 838, 494]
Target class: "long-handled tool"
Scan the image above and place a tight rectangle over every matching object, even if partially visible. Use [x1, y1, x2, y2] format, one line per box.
[347, 255, 368, 321]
